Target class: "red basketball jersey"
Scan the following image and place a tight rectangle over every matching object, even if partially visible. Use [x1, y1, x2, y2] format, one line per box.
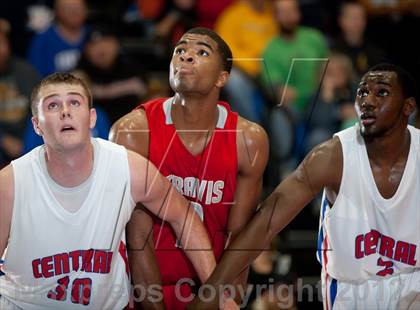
[139, 97, 238, 284]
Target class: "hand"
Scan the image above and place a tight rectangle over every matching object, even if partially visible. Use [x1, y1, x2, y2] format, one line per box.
[221, 298, 239, 310]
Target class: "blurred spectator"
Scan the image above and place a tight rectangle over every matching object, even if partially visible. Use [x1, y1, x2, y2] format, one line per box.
[246, 236, 295, 308]
[359, 0, 420, 15]
[28, 0, 89, 76]
[304, 52, 357, 153]
[261, 0, 328, 117]
[260, 0, 328, 174]
[137, 0, 196, 47]
[250, 283, 297, 310]
[331, 1, 386, 77]
[215, 0, 277, 123]
[0, 19, 40, 167]
[76, 24, 147, 124]
[0, 1, 43, 58]
[196, 0, 234, 29]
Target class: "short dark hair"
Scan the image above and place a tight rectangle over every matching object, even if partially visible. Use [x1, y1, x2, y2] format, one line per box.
[185, 27, 233, 73]
[31, 72, 93, 116]
[367, 63, 418, 102]
[338, 0, 364, 17]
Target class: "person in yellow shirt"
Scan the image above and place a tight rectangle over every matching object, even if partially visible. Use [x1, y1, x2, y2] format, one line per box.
[215, 0, 276, 123]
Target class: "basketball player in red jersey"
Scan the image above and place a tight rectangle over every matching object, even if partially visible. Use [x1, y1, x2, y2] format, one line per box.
[110, 27, 269, 309]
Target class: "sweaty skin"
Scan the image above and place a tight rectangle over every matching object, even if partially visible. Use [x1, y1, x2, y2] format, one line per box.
[110, 32, 269, 309]
[188, 70, 417, 308]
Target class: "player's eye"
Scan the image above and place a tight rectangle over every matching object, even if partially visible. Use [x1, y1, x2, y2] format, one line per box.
[377, 89, 390, 97]
[47, 102, 59, 110]
[175, 48, 185, 55]
[198, 49, 209, 56]
[357, 88, 368, 97]
[70, 100, 81, 106]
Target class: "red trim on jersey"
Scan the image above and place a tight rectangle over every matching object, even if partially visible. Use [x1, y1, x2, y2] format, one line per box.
[118, 241, 129, 275]
[323, 234, 329, 310]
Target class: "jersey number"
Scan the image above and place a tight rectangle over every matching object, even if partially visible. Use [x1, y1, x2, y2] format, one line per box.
[376, 257, 394, 277]
[48, 276, 92, 305]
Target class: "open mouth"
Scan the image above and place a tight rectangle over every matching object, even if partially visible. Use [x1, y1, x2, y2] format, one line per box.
[176, 67, 193, 75]
[360, 113, 376, 126]
[61, 126, 75, 132]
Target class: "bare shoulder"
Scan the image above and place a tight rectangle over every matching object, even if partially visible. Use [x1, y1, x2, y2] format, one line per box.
[236, 116, 269, 146]
[0, 164, 15, 207]
[109, 109, 149, 140]
[109, 109, 149, 157]
[236, 116, 269, 172]
[296, 136, 343, 192]
[303, 136, 342, 167]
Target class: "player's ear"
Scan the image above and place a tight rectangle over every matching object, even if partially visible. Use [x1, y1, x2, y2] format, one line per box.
[89, 108, 97, 130]
[403, 97, 416, 117]
[31, 116, 43, 136]
[215, 70, 229, 88]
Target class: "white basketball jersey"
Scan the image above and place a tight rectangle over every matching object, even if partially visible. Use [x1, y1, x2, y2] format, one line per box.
[317, 125, 420, 309]
[317, 125, 420, 282]
[0, 138, 136, 309]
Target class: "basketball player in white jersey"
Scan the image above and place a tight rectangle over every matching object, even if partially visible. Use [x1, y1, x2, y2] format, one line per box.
[0, 73, 218, 309]
[190, 63, 420, 309]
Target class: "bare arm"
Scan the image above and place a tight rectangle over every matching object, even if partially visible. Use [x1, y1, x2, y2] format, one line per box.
[190, 137, 343, 309]
[226, 118, 269, 303]
[110, 111, 164, 310]
[0, 165, 14, 259]
[128, 150, 217, 283]
[126, 206, 164, 309]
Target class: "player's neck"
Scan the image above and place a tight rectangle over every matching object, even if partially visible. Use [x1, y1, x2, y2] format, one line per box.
[365, 126, 410, 167]
[171, 93, 220, 130]
[44, 141, 94, 188]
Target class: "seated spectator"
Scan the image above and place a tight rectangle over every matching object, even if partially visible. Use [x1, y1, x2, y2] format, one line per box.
[28, 0, 89, 76]
[196, 0, 234, 29]
[215, 0, 277, 123]
[137, 0, 196, 47]
[331, 1, 386, 77]
[76, 24, 147, 124]
[246, 236, 296, 308]
[260, 0, 328, 119]
[304, 52, 357, 153]
[359, 0, 420, 15]
[261, 0, 328, 171]
[0, 19, 40, 167]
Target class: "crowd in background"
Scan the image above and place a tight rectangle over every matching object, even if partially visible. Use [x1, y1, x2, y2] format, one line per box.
[1, 0, 419, 308]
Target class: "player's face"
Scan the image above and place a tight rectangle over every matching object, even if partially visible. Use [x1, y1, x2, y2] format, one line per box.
[32, 83, 96, 152]
[169, 33, 227, 95]
[355, 71, 406, 138]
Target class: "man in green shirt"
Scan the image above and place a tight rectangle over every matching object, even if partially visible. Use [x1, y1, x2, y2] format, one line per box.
[261, 0, 328, 115]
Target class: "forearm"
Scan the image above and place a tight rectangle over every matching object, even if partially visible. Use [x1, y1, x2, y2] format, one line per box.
[128, 244, 165, 310]
[126, 207, 165, 309]
[231, 267, 250, 304]
[173, 205, 216, 283]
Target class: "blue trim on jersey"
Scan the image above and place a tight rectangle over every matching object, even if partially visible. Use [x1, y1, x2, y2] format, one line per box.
[317, 227, 324, 266]
[317, 198, 329, 265]
[330, 278, 337, 307]
[0, 259, 4, 276]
